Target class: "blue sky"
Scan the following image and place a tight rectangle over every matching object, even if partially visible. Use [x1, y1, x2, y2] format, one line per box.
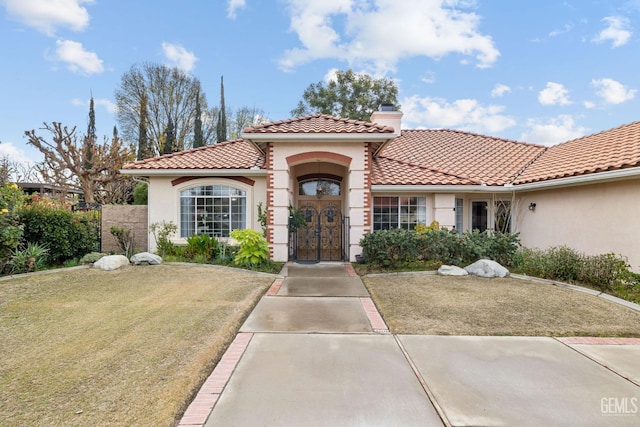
[1, 0, 639, 169]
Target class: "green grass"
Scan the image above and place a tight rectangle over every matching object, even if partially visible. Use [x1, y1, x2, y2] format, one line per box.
[0, 264, 274, 426]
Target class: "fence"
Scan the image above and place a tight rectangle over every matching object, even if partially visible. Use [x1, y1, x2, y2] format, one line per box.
[101, 205, 148, 254]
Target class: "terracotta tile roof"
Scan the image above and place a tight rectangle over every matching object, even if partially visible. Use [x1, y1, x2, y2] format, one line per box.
[371, 156, 480, 185]
[243, 114, 395, 134]
[515, 121, 640, 184]
[122, 139, 264, 170]
[375, 129, 546, 186]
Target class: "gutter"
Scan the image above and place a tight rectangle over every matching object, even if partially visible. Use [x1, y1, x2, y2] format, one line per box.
[120, 168, 268, 176]
[372, 166, 640, 193]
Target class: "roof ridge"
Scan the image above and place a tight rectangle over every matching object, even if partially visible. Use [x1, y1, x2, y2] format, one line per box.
[509, 146, 550, 184]
[377, 155, 483, 184]
[554, 120, 640, 147]
[401, 128, 546, 148]
[125, 138, 245, 166]
[243, 113, 394, 133]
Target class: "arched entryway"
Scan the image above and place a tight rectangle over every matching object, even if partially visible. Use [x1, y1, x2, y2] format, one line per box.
[288, 169, 349, 262]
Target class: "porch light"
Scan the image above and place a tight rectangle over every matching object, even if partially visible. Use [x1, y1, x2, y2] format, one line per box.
[528, 202, 537, 211]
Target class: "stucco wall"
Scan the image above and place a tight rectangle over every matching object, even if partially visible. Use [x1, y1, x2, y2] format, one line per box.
[515, 178, 640, 271]
[101, 205, 148, 254]
[147, 175, 267, 252]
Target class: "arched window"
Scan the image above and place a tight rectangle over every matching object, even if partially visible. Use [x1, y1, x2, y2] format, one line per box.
[298, 178, 341, 197]
[180, 185, 246, 238]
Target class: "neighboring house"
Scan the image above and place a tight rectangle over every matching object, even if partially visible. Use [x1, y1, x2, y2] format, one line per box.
[121, 108, 640, 270]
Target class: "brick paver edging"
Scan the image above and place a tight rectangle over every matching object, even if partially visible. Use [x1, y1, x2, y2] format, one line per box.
[360, 297, 389, 333]
[178, 333, 253, 426]
[266, 278, 284, 296]
[557, 337, 640, 345]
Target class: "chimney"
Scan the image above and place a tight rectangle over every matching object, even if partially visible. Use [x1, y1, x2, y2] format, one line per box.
[370, 104, 402, 137]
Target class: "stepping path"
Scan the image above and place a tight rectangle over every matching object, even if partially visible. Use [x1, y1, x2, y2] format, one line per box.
[180, 263, 640, 427]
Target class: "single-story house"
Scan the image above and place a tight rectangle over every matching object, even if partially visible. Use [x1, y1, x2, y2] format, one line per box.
[121, 107, 640, 270]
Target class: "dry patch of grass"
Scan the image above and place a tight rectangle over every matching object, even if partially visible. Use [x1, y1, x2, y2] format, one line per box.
[363, 274, 640, 337]
[0, 264, 274, 426]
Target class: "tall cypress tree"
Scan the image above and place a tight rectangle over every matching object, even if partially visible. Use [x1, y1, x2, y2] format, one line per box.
[84, 96, 96, 170]
[163, 117, 176, 155]
[137, 93, 151, 160]
[193, 90, 204, 148]
[216, 76, 227, 143]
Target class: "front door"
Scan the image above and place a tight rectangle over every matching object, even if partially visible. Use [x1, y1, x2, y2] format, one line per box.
[296, 201, 343, 262]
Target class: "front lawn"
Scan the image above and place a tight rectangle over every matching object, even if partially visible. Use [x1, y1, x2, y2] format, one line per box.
[0, 264, 274, 426]
[363, 274, 640, 337]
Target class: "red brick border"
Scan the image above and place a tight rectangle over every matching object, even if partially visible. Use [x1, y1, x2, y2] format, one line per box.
[345, 264, 358, 277]
[266, 279, 284, 296]
[178, 333, 253, 426]
[557, 337, 640, 345]
[360, 297, 388, 332]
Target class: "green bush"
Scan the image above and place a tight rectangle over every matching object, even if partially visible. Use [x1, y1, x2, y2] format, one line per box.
[577, 253, 626, 291]
[133, 181, 148, 205]
[19, 196, 99, 265]
[183, 234, 219, 261]
[79, 252, 107, 264]
[0, 182, 25, 273]
[360, 228, 520, 268]
[149, 221, 177, 257]
[230, 229, 269, 267]
[7, 242, 49, 274]
[544, 246, 583, 281]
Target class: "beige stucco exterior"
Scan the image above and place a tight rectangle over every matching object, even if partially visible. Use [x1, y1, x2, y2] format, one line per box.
[515, 178, 640, 270]
[146, 175, 267, 252]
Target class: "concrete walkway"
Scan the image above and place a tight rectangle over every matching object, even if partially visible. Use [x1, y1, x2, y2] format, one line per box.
[180, 263, 640, 427]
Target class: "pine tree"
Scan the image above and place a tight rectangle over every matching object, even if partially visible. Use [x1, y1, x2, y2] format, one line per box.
[216, 76, 227, 143]
[163, 118, 176, 155]
[193, 90, 204, 148]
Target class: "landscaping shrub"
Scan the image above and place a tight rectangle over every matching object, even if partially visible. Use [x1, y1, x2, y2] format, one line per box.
[7, 242, 49, 274]
[230, 229, 269, 267]
[110, 225, 135, 258]
[149, 221, 177, 257]
[79, 252, 107, 264]
[19, 196, 99, 265]
[183, 234, 219, 261]
[360, 228, 520, 268]
[544, 246, 583, 281]
[133, 181, 148, 205]
[0, 182, 25, 273]
[577, 253, 626, 292]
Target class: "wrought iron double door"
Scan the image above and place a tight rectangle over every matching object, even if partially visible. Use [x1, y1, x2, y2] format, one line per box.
[295, 201, 345, 262]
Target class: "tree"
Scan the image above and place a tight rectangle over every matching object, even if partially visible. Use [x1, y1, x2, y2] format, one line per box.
[25, 122, 134, 205]
[228, 106, 268, 139]
[136, 93, 152, 160]
[290, 69, 400, 122]
[216, 76, 227, 143]
[85, 96, 96, 171]
[115, 63, 208, 155]
[193, 90, 204, 148]
[163, 118, 176, 155]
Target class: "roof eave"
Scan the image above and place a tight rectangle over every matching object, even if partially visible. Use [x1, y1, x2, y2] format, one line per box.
[371, 184, 516, 193]
[513, 166, 640, 191]
[120, 168, 267, 176]
[242, 133, 393, 142]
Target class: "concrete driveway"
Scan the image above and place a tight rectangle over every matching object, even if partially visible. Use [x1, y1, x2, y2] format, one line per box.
[178, 263, 640, 427]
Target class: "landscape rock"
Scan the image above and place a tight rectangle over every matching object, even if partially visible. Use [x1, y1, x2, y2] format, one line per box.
[130, 252, 163, 265]
[437, 265, 468, 276]
[93, 255, 130, 271]
[464, 259, 510, 278]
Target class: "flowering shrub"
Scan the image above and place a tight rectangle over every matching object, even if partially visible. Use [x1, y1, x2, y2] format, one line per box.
[0, 183, 25, 273]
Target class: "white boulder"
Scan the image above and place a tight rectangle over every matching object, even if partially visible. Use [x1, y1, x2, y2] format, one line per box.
[464, 259, 509, 278]
[93, 255, 130, 271]
[437, 265, 468, 276]
[130, 252, 163, 265]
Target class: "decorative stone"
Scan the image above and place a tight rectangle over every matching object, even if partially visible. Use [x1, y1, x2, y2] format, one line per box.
[464, 259, 510, 278]
[93, 255, 130, 271]
[437, 265, 468, 276]
[130, 252, 163, 265]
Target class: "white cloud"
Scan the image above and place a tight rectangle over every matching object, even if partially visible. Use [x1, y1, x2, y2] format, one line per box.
[2, 0, 93, 36]
[162, 42, 198, 72]
[279, 0, 500, 74]
[420, 71, 436, 84]
[521, 115, 588, 146]
[227, 0, 246, 19]
[0, 141, 38, 166]
[584, 100, 596, 109]
[72, 97, 117, 114]
[323, 68, 340, 83]
[592, 16, 631, 48]
[548, 23, 573, 38]
[591, 78, 636, 104]
[401, 95, 516, 134]
[53, 39, 103, 74]
[491, 84, 510, 98]
[538, 82, 571, 106]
